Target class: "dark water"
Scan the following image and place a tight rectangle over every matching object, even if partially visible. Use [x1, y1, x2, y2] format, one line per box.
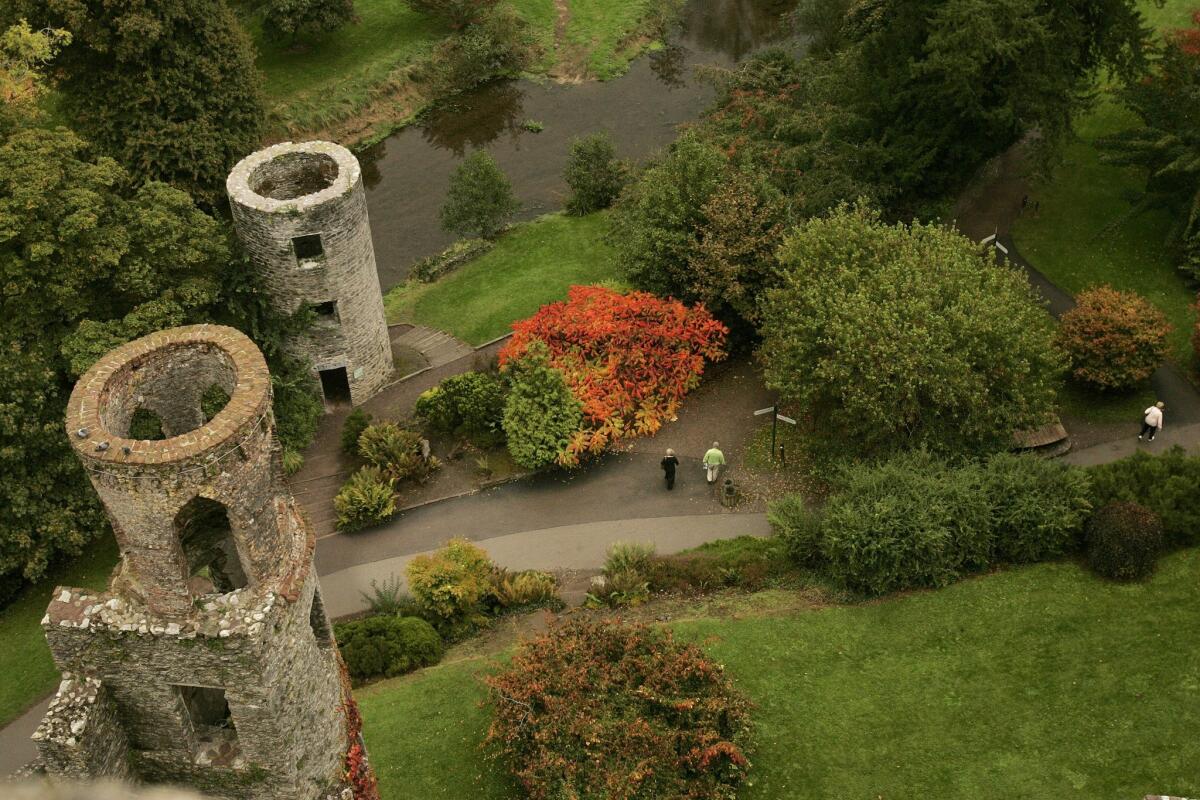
[361, 0, 803, 289]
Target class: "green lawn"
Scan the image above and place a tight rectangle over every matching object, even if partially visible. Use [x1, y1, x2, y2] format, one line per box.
[0, 538, 118, 728]
[1013, 0, 1198, 367]
[357, 550, 1200, 799]
[569, 0, 679, 79]
[383, 212, 622, 345]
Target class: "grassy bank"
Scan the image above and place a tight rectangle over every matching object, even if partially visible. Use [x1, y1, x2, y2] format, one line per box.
[0, 539, 118, 727]
[1013, 0, 1198, 367]
[356, 549, 1200, 799]
[383, 212, 621, 345]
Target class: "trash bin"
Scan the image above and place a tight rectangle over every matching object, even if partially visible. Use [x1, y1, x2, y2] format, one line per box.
[720, 478, 738, 508]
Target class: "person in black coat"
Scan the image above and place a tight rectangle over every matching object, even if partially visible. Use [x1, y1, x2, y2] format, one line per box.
[660, 448, 680, 490]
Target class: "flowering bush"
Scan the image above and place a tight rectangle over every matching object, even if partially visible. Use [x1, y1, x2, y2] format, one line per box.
[484, 619, 753, 800]
[500, 285, 728, 466]
[1058, 286, 1172, 390]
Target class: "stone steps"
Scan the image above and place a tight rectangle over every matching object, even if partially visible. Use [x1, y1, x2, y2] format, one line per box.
[390, 325, 474, 370]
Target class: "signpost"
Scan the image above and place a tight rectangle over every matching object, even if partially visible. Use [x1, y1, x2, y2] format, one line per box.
[754, 405, 797, 462]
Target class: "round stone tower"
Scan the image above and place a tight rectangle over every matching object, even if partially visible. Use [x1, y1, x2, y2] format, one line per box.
[42, 325, 375, 799]
[226, 141, 392, 407]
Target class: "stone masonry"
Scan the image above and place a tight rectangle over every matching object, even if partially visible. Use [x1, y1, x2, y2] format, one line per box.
[34, 325, 371, 800]
[226, 141, 393, 407]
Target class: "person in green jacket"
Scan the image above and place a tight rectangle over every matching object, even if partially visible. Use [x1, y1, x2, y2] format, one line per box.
[702, 441, 726, 484]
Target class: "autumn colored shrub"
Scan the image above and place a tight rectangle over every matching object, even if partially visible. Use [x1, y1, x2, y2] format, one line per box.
[1086, 501, 1164, 581]
[1058, 286, 1172, 390]
[406, 538, 494, 638]
[484, 619, 753, 800]
[500, 285, 728, 466]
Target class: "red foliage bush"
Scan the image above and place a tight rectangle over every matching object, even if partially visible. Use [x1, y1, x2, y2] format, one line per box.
[499, 285, 727, 465]
[1057, 285, 1172, 390]
[484, 618, 753, 800]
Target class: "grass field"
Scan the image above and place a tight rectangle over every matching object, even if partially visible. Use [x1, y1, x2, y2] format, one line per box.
[383, 212, 622, 344]
[0, 538, 118, 728]
[356, 549, 1200, 799]
[1013, 0, 1199, 367]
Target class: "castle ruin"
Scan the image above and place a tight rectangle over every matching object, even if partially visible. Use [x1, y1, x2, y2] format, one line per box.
[32, 325, 374, 799]
[227, 141, 393, 408]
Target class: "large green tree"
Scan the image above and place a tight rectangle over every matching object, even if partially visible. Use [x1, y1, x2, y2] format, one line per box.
[15, 0, 265, 205]
[758, 205, 1063, 458]
[441, 149, 520, 239]
[1102, 12, 1200, 280]
[0, 125, 229, 587]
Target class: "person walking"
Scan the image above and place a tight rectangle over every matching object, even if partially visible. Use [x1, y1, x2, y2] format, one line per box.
[1139, 401, 1165, 441]
[660, 448, 680, 490]
[702, 441, 726, 485]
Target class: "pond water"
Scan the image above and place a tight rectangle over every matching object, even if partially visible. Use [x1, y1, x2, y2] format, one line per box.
[360, 0, 804, 289]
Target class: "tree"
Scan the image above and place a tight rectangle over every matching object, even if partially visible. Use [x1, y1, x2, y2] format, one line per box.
[424, 5, 539, 96]
[501, 341, 583, 470]
[0, 125, 229, 587]
[501, 286, 727, 465]
[612, 132, 788, 325]
[264, 0, 359, 43]
[441, 149, 520, 238]
[404, 0, 500, 29]
[1102, 12, 1200, 280]
[0, 20, 69, 131]
[758, 205, 1063, 458]
[1057, 285, 1172, 391]
[564, 132, 626, 215]
[17, 0, 265, 205]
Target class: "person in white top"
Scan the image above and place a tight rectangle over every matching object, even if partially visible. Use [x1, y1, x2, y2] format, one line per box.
[1138, 401, 1165, 441]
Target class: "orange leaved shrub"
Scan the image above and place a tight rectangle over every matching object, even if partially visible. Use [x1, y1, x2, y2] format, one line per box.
[1058, 285, 1172, 390]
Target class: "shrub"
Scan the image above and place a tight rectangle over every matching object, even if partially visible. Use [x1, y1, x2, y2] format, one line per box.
[604, 541, 656, 577]
[406, 538, 494, 637]
[564, 132, 627, 215]
[484, 619, 753, 799]
[334, 615, 443, 682]
[820, 451, 993, 596]
[501, 341, 584, 469]
[358, 423, 440, 484]
[981, 453, 1092, 563]
[404, 0, 500, 28]
[415, 371, 506, 444]
[758, 205, 1063, 458]
[425, 7, 538, 98]
[1088, 447, 1200, 547]
[359, 575, 423, 617]
[586, 568, 651, 608]
[341, 409, 373, 455]
[767, 494, 824, 566]
[281, 448, 304, 476]
[440, 149, 521, 239]
[500, 286, 727, 465]
[648, 537, 791, 594]
[334, 467, 397, 532]
[409, 238, 492, 283]
[490, 569, 561, 610]
[1058, 286, 1172, 390]
[1086, 501, 1164, 581]
[264, 0, 358, 43]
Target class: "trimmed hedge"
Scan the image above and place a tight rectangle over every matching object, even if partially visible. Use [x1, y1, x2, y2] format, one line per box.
[1086, 501, 1164, 581]
[335, 615, 443, 682]
[415, 371, 506, 445]
[1088, 447, 1200, 547]
[982, 453, 1093, 563]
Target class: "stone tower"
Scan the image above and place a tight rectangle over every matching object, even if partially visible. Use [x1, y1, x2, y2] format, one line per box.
[226, 141, 392, 407]
[34, 325, 374, 800]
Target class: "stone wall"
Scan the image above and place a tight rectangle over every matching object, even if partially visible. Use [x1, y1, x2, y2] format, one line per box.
[226, 141, 393, 406]
[37, 325, 369, 800]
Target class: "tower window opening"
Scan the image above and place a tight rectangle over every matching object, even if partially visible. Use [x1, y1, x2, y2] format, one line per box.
[292, 234, 324, 262]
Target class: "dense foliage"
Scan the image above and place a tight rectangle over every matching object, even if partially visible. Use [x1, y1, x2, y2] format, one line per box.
[264, 0, 359, 43]
[406, 538, 494, 637]
[780, 451, 1092, 596]
[0, 21, 69, 132]
[1057, 285, 1172, 390]
[440, 149, 520, 238]
[404, 0, 500, 29]
[424, 5, 539, 97]
[341, 408, 373, 455]
[335, 615, 442, 682]
[758, 205, 1062, 458]
[1086, 501, 1164, 581]
[564, 132, 627, 215]
[501, 285, 727, 465]
[334, 466, 396, 532]
[612, 133, 787, 325]
[1088, 447, 1200, 547]
[1102, 12, 1200, 280]
[501, 341, 583, 469]
[484, 619, 753, 800]
[415, 371, 506, 445]
[18, 0, 265, 205]
[357, 423, 440, 484]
